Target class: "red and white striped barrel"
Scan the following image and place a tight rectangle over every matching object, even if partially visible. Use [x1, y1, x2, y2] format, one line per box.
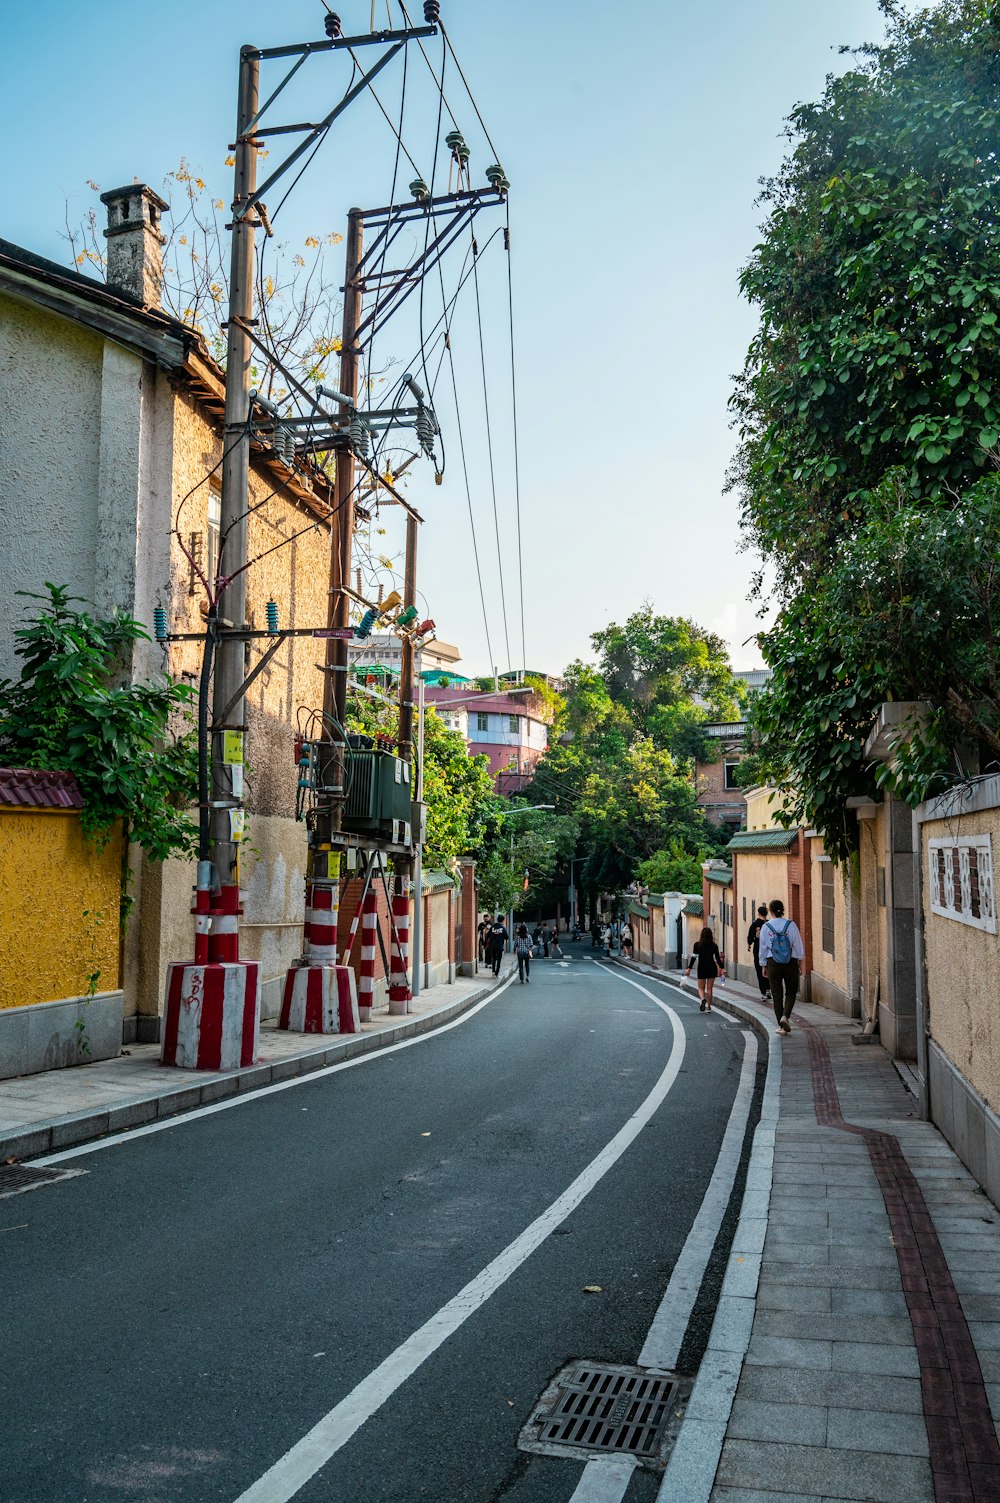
[162, 959, 260, 1070]
[306, 880, 338, 965]
[358, 890, 379, 1022]
[388, 891, 411, 1015]
[279, 961, 359, 1034]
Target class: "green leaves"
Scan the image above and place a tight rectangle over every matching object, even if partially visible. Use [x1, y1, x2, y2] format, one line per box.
[0, 586, 197, 865]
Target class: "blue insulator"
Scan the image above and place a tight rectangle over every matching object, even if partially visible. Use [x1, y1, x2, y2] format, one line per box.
[153, 606, 167, 640]
[266, 600, 279, 634]
[356, 607, 379, 640]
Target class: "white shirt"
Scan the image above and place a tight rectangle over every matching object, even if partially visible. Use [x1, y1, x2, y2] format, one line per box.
[758, 917, 805, 964]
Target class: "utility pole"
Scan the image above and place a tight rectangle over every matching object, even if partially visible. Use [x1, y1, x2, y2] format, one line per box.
[280, 209, 366, 1035]
[161, 46, 262, 1071]
[398, 513, 418, 997]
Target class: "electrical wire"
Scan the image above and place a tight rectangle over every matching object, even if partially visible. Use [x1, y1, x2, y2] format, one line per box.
[345, 43, 422, 176]
[471, 234, 512, 670]
[439, 22, 505, 169]
[416, 32, 447, 403]
[440, 312, 495, 674]
[397, 1, 461, 132]
[504, 202, 527, 678]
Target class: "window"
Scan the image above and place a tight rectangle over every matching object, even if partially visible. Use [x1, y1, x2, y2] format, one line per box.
[928, 835, 996, 932]
[821, 861, 835, 957]
[509, 715, 521, 735]
[724, 761, 741, 791]
[477, 712, 489, 732]
[207, 481, 221, 590]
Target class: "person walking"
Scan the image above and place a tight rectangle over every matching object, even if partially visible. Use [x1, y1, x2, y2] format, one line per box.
[487, 916, 507, 978]
[621, 920, 634, 959]
[759, 898, 805, 1034]
[684, 925, 725, 1011]
[513, 923, 532, 984]
[747, 903, 770, 999]
[601, 923, 611, 956]
[532, 924, 544, 957]
[549, 925, 564, 959]
[477, 918, 489, 967]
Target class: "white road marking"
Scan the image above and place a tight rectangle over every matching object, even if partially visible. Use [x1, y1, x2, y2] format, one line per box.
[230, 983, 687, 1503]
[567, 1455, 639, 1501]
[31, 972, 522, 1167]
[639, 1027, 756, 1368]
[569, 965, 758, 1503]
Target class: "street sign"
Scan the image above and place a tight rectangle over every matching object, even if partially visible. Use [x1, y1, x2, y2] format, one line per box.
[312, 628, 355, 639]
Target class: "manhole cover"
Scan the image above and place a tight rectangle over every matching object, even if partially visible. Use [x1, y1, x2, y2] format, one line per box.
[519, 1361, 690, 1470]
[0, 1164, 85, 1200]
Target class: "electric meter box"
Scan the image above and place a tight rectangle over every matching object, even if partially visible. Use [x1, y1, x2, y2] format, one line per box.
[343, 749, 413, 835]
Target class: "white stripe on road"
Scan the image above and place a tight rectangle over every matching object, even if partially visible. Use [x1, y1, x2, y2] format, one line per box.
[639, 1027, 757, 1368]
[231, 983, 687, 1503]
[31, 970, 522, 1167]
[570, 965, 757, 1503]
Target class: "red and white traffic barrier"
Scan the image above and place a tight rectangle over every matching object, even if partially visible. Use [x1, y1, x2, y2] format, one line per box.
[305, 880, 338, 964]
[161, 959, 260, 1071]
[358, 889, 379, 1022]
[279, 961, 359, 1034]
[388, 888, 411, 1016]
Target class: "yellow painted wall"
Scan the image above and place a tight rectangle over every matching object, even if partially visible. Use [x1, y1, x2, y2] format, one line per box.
[0, 808, 122, 1009]
[922, 806, 1000, 1115]
[809, 838, 850, 996]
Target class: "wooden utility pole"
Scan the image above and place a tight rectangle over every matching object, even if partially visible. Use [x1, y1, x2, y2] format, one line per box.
[210, 44, 259, 956]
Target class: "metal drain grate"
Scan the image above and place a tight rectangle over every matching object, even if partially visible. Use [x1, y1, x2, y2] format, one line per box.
[0, 1164, 85, 1200]
[519, 1361, 690, 1469]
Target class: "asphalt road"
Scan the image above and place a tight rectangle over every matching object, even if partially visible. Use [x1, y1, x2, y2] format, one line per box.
[2, 954, 758, 1503]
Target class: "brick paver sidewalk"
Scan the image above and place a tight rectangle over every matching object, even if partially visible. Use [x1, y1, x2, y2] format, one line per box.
[711, 984, 1000, 1503]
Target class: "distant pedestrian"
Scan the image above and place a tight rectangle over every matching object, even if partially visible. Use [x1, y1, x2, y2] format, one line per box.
[621, 921, 634, 959]
[513, 923, 532, 984]
[759, 899, 805, 1035]
[684, 925, 725, 1012]
[477, 918, 489, 966]
[601, 923, 611, 957]
[747, 904, 770, 999]
[549, 926, 564, 959]
[590, 920, 601, 950]
[487, 917, 507, 977]
[532, 924, 543, 957]
[542, 927, 550, 958]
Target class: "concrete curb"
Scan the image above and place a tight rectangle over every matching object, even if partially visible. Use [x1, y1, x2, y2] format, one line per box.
[2, 969, 507, 1163]
[614, 959, 779, 1502]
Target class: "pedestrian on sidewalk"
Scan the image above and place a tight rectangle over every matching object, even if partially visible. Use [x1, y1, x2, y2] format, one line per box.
[532, 923, 543, 957]
[487, 916, 507, 977]
[684, 925, 725, 1011]
[513, 923, 532, 984]
[477, 918, 489, 966]
[601, 923, 611, 956]
[621, 920, 634, 959]
[746, 903, 770, 999]
[759, 898, 805, 1034]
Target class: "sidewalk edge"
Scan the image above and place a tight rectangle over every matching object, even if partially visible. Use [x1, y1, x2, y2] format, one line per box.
[1, 969, 507, 1163]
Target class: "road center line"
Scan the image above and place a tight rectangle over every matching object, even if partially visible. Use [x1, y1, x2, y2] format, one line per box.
[230, 985, 687, 1503]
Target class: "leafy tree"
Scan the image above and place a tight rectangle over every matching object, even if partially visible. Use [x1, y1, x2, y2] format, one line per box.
[476, 854, 522, 917]
[637, 844, 712, 896]
[0, 586, 197, 860]
[741, 473, 1000, 857]
[731, 0, 1000, 585]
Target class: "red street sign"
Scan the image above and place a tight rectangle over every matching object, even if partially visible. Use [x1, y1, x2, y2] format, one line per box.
[312, 628, 355, 639]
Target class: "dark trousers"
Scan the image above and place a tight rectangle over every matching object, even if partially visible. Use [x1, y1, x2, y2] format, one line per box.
[517, 953, 530, 982]
[767, 959, 800, 1022]
[753, 949, 768, 996]
[489, 946, 503, 976]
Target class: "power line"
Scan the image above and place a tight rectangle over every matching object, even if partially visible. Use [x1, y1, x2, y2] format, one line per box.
[471, 234, 512, 670]
[440, 300, 495, 674]
[504, 204, 527, 678]
[439, 22, 505, 170]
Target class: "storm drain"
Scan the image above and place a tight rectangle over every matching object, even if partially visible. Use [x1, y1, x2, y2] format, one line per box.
[0, 1164, 85, 1200]
[519, 1361, 691, 1470]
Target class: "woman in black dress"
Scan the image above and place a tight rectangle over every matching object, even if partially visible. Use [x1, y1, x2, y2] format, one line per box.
[684, 925, 725, 1012]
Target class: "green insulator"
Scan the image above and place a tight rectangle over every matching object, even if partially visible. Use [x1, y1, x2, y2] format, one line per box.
[445, 129, 466, 153]
[486, 165, 510, 194]
[409, 177, 430, 202]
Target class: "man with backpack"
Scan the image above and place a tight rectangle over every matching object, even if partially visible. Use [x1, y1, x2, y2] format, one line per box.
[758, 898, 805, 1035]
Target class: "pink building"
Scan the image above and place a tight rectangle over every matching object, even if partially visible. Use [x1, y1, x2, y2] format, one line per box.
[425, 687, 553, 794]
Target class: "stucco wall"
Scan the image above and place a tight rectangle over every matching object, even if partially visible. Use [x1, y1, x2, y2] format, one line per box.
[809, 839, 850, 998]
[858, 807, 889, 1028]
[0, 295, 103, 675]
[922, 805, 1000, 1115]
[0, 808, 122, 1008]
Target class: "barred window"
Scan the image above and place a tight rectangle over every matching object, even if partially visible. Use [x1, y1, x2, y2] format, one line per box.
[928, 836, 995, 933]
[821, 862, 835, 957]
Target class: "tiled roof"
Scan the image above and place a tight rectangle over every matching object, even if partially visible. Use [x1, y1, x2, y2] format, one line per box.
[682, 897, 704, 917]
[0, 768, 84, 809]
[706, 867, 733, 886]
[628, 900, 649, 918]
[726, 829, 798, 853]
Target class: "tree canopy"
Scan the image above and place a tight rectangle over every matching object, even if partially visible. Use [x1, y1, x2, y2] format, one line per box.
[731, 0, 1000, 853]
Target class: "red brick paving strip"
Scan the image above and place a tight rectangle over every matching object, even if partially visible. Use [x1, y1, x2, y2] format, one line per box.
[802, 1022, 1000, 1501]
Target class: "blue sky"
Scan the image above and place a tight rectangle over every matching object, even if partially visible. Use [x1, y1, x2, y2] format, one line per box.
[3, 0, 907, 677]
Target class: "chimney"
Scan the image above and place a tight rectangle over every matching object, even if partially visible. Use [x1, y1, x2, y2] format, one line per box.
[100, 183, 169, 309]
